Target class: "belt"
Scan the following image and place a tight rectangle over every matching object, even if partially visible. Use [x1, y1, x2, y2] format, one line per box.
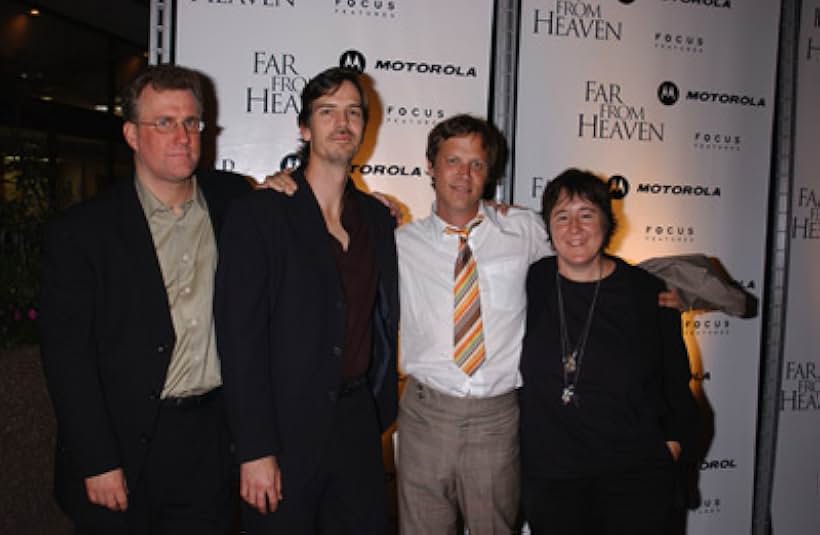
[338, 376, 368, 398]
[160, 387, 221, 409]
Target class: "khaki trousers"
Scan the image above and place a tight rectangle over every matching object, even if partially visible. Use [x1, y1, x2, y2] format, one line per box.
[397, 376, 520, 535]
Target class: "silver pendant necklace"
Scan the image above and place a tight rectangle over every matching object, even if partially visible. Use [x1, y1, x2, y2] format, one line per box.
[555, 260, 602, 407]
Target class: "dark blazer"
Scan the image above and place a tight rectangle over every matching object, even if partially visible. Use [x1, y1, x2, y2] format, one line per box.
[39, 169, 250, 521]
[214, 169, 399, 493]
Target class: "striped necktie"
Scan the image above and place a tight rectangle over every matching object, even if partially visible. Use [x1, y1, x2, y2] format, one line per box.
[446, 217, 485, 376]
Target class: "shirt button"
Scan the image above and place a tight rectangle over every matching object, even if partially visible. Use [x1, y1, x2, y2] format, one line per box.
[189, 318, 198, 327]
[332, 346, 342, 357]
[182, 253, 190, 263]
[183, 287, 192, 295]
[157, 344, 167, 353]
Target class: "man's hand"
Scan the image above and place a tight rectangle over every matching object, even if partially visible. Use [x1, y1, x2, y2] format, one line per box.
[240, 456, 283, 514]
[371, 192, 403, 225]
[484, 199, 511, 216]
[260, 169, 297, 196]
[658, 287, 683, 310]
[666, 440, 682, 462]
[85, 468, 128, 511]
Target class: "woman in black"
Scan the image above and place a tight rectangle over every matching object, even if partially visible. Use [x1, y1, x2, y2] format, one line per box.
[519, 169, 698, 535]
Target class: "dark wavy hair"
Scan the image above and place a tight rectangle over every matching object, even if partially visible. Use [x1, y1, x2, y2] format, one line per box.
[540, 168, 617, 250]
[121, 64, 203, 122]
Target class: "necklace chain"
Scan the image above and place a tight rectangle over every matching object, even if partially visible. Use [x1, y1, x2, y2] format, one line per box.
[555, 260, 602, 407]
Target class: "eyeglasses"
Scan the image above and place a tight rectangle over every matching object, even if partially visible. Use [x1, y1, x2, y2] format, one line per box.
[135, 117, 205, 134]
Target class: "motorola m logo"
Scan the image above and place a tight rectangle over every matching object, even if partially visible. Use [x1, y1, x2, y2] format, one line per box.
[608, 175, 629, 199]
[657, 81, 679, 105]
[280, 153, 301, 171]
[339, 49, 366, 72]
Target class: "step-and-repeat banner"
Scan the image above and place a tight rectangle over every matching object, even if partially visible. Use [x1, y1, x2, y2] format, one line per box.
[513, 2, 780, 533]
[173, 0, 493, 221]
[772, 2, 820, 534]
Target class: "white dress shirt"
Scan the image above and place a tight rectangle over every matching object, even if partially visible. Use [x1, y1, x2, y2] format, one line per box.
[397, 202, 551, 398]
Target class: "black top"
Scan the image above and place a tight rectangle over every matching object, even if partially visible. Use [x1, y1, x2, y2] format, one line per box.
[519, 256, 698, 479]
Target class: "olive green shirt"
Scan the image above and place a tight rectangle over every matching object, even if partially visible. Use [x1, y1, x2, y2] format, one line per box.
[135, 176, 221, 398]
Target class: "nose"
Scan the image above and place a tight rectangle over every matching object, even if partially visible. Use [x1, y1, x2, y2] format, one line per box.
[172, 121, 191, 144]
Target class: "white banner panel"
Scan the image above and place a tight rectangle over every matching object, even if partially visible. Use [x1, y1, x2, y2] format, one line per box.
[772, 2, 820, 534]
[174, 0, 493, 222]
[514, 1, 780, 533]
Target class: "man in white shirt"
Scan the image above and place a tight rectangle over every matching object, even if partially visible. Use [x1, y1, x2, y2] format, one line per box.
[396, 114, 550, 534]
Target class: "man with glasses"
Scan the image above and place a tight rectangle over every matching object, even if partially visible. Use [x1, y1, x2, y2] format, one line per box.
[40, 64, 249, 534]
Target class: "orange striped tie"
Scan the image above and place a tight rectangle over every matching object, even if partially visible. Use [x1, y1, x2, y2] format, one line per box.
[446, 217, 485, 376]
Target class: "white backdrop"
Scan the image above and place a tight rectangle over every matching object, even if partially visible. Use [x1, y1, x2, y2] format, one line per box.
[513, 1, 780, 533]
[772, 1, 820, 533]
[174, 0, 493, 222]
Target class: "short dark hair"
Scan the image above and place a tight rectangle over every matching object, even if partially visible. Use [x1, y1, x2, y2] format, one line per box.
[541, 168, 617, 250]
[296, 67, 368, 164]
[121, 64, 203, 122]
[425, 114, 499, 171]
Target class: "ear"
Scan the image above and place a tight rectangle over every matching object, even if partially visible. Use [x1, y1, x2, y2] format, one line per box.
[299, 124, 312, 143]
[123, 122, 138, 152]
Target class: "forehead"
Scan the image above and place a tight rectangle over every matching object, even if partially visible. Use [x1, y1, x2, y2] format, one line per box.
[436, 133, 487, 159]
[312, 80, 363, 107]
[136, 86, 200, 116]
[552, 190, 600, 212]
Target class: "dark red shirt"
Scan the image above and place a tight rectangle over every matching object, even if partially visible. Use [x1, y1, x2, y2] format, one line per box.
[330, 187, 378, 380]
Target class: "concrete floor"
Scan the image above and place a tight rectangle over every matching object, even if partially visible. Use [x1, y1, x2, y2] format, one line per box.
[0, 345, 71, 534]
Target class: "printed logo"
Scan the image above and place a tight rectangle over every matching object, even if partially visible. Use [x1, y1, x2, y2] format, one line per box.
[608, 175, 629, 199]
[280, 153, 301, 171]
[339, 49, 367, 72]
[657, 81, 679, 106]
[247, 52, 306, 115]
[579, 81, 665, 142]
[683, 314, 731, 336]
[644, 223, 696, 243]
[696, 496, 723, 515]
[693, 131, 742, 152]
[654, 31, 705, 54]
[384, 104, 446, 126]
[532, 1, 624, 41]
[780, 361, 820, 411]
[350, 163, 423, 177]
[700, 459, 737, 471]
[373, 59, 477, 78]
[661, 0, 731, 8]
[334, 0, 397, 18]
[792, 187, 820, 240]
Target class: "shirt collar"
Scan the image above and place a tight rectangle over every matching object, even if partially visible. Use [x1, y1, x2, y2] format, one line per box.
[430, 201, 497, 240]
[135, 174, 202, 219]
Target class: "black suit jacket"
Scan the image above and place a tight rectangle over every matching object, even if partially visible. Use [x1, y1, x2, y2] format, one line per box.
[39, 169, 250, 521]
[214, 170, 399, 493]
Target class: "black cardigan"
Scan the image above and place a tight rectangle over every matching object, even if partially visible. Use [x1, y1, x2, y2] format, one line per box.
[519, 256, 698, 478]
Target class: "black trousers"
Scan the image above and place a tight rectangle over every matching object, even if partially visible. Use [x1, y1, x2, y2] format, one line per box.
[241, 385, 387, 535]
[523, 464, 675, 535]
[75, 391, 234, 535]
